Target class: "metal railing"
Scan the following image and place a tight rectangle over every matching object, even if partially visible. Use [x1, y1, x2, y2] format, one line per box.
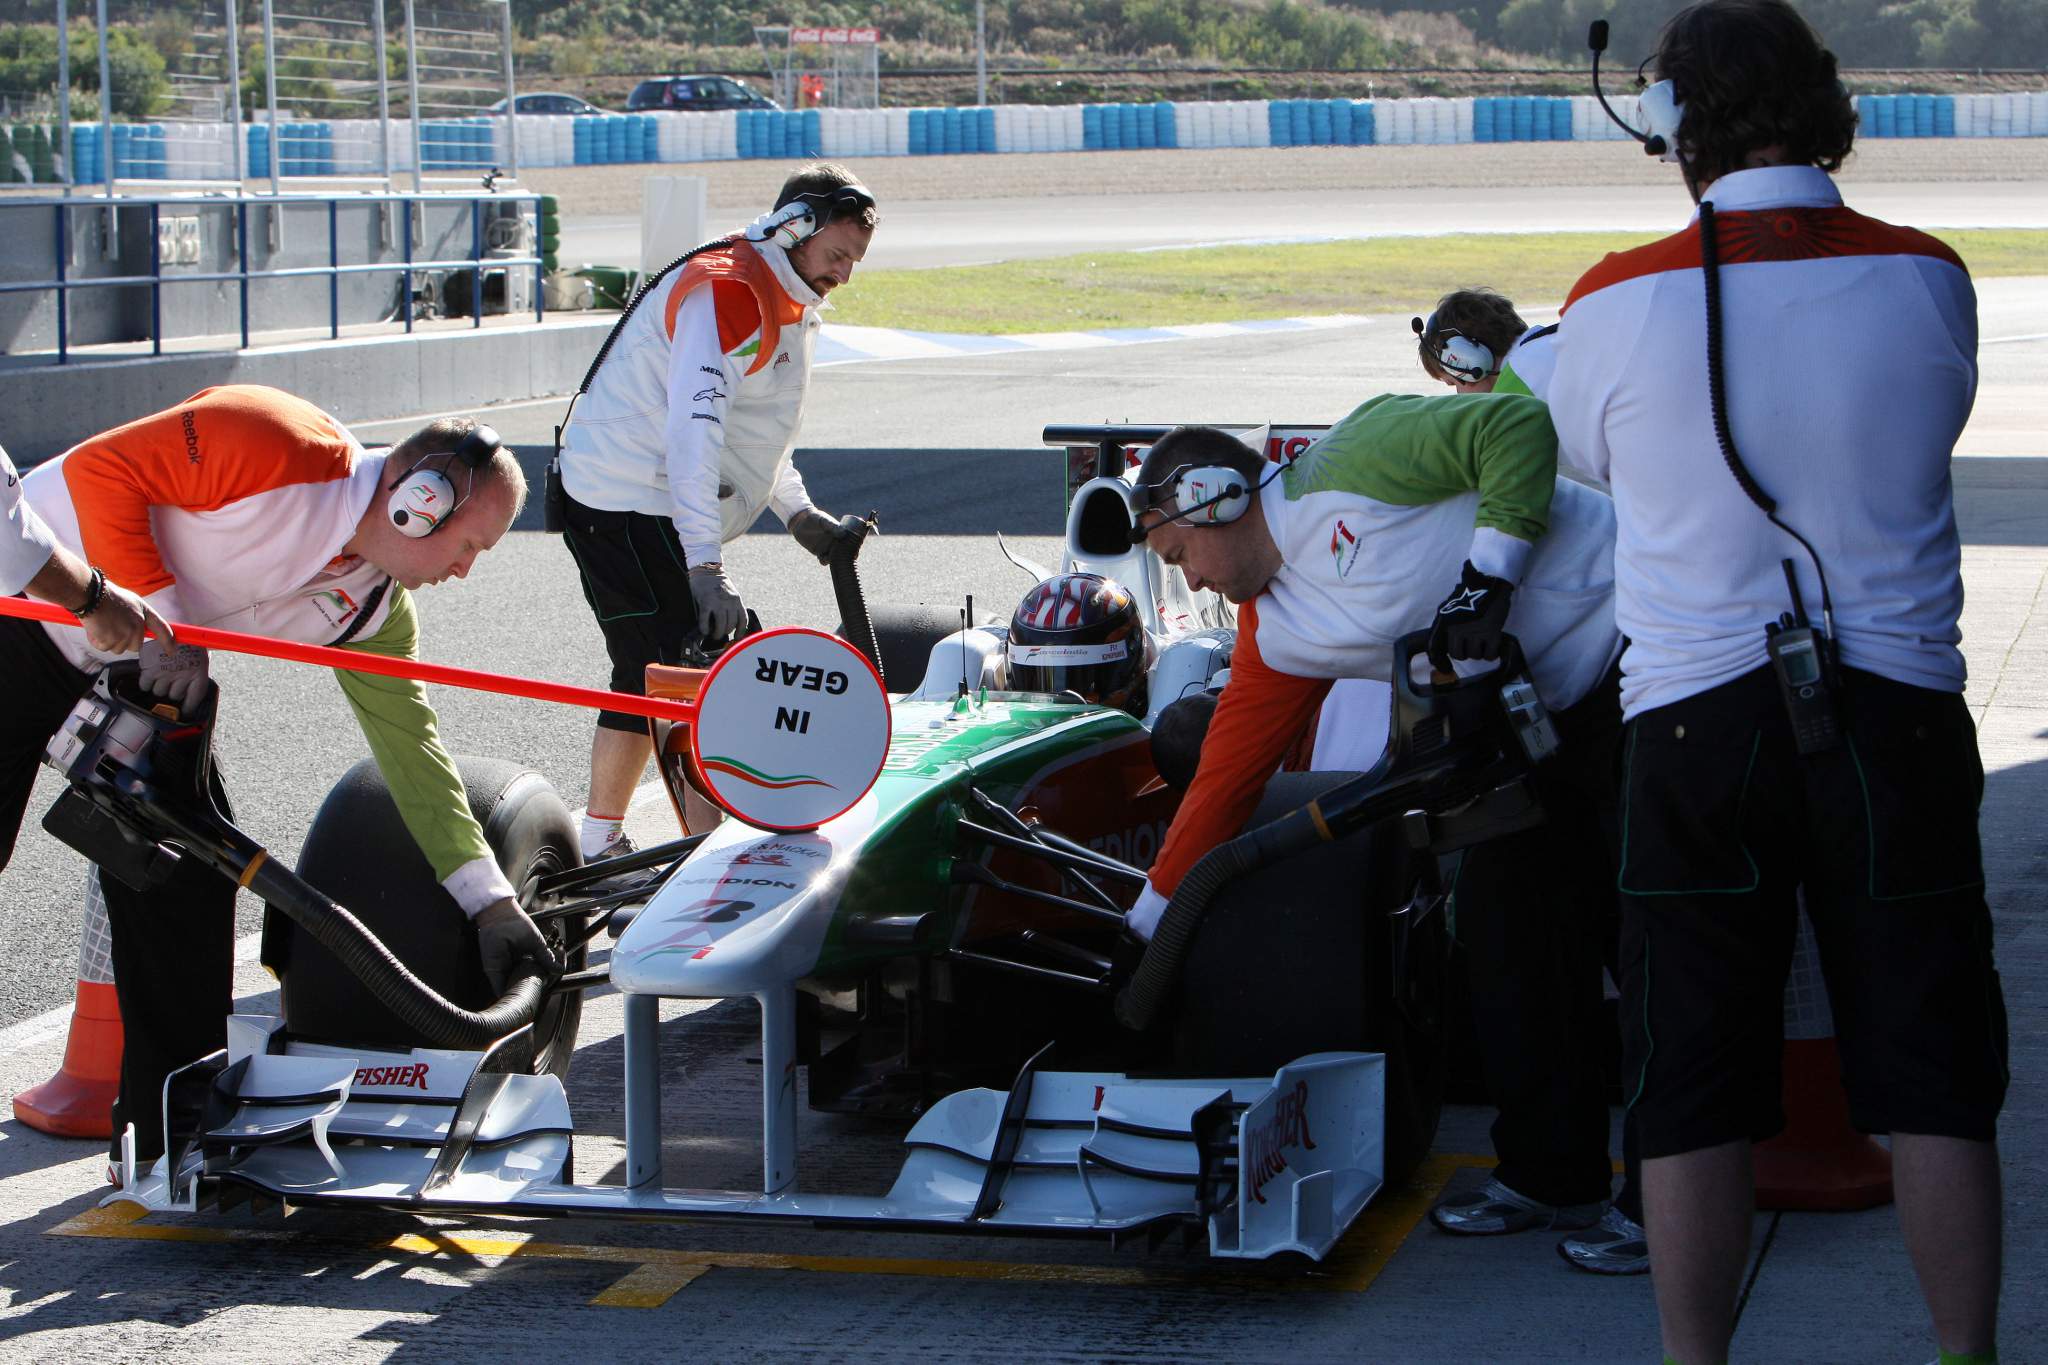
[0, 190, 544, 364]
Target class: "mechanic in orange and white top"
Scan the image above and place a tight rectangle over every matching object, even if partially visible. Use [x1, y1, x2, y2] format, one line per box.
[0, 442, 162, 653]
[1126, 404, 1629, 1245]
[4, 384, 551, 1168]
[554, 162, 879, 863]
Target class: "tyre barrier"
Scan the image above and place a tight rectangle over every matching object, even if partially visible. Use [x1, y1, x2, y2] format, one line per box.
[12, 91, 2044, 186]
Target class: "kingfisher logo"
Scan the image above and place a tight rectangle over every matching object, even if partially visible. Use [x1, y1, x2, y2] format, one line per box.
[1247, 1080, 1316, 1205]
[1329, 520, 1361, 579]
[352, 1062, 431, 1091]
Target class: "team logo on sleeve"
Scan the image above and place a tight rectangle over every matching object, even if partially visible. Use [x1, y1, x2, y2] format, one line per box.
[1329, 520, 1361, 579]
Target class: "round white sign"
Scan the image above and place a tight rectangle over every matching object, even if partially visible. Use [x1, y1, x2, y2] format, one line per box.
[689, 628, 891, 832]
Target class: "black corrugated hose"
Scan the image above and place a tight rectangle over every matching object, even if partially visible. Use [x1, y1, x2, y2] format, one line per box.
[827, 512, 884, 688]
[243, 851, 547, 1049]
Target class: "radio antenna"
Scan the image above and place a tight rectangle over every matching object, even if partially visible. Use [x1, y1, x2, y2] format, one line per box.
[959, 602, 970, 699]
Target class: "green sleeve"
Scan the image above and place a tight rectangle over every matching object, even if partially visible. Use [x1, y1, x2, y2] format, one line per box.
[1286, 391, 1558, 544]
[333, 586, 495, 882]
[1492, 363, 1535, 398]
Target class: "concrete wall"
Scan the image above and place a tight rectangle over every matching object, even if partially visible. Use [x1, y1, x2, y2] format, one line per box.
[0, 314, 613, 463]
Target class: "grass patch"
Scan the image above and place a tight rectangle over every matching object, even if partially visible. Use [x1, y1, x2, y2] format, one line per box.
[827, 229, 2048, 335]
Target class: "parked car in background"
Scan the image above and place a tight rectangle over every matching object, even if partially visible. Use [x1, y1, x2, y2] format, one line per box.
[489, 92, 606, 117]
[626, 75, 780, 113]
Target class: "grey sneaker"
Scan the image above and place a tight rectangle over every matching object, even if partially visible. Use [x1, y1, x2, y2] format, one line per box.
[1557, 1206, 1650, 1275]
[589, 831, 640, 863]
[1429, 1178, 1605, 1236]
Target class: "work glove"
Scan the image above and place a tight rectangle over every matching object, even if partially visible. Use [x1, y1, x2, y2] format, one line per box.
[1426, 560, 1515, 673]
[787, 508, 870, 566]
[688, 562, 747, 642]
[474, 899, 559, 994]
[138, 639, 210, 714]
[1126, 882, 1168, 944]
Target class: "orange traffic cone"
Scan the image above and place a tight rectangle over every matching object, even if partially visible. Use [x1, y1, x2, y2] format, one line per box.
[1753, 901, 1892, 1211]
[12, 868, 122, 1139]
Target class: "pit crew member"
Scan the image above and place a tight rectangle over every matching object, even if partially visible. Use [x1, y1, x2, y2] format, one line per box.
[0, 441, 162, 652]
[1127, 405, 1628, 1246]
[4, 384, 552, 1167]
[1414, 286, 1645, 1274]
[1414, 286, 1558, 400]
[1546, 2, 2006, 1359]
[555, 162, 879, 862]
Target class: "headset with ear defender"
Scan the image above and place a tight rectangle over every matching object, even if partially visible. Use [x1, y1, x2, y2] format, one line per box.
[387, 424, 502, 539]
[747, 181, 878, 251]
[1412, 312, 1498, 384]
[1129, 458, 1284, 541]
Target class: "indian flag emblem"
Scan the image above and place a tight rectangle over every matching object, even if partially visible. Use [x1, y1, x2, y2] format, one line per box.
[1330, 520, 1359, 577]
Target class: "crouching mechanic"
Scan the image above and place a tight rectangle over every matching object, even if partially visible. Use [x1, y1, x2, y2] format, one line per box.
[1126, 402, 1630, 1242]
[555, 162, 879, 861]
[5, 384, 554, 1165]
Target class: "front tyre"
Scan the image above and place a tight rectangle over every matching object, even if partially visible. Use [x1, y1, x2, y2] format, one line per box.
[263, 755, 585, 1079]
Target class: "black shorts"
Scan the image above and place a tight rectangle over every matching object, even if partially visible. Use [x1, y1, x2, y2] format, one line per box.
[561, 496, 700, 733]
[1618, 665, 2008, 1158]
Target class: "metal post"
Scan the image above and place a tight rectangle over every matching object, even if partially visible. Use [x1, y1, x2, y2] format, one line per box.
[400, 197, 413, 331]
[623, 994, 662, 1190]
[56, 0, 70, 194]
[758, 984, 797, 1195]
[95, 0, 112, 200]
[371, 0, 392, 190]
[469, 196, 481, 328]
[975, 0, 987, 106]
[224, 0, 246, 186]
[149, 200, 161, 355]
[54, 204, 69, 363]
[499, 0, 517, 183]
[236, 199, 249, 348]
[260, 0, 280, 194]
[403, 0, 424, 193]
[327, 198, 339, 339]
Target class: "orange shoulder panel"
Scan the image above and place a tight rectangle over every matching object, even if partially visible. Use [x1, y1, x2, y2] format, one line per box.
[661, 244, 794, 375]
[62, 385, 354, 594]
[1563, 224, 1702, 314]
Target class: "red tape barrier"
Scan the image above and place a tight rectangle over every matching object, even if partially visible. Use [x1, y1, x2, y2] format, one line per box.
[0, 595, 700, 725]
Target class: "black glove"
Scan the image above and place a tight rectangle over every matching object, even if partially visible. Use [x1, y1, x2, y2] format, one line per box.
[1427, 560, 1515, 672]
[474, 900, 560, 994]
[788, 508, 870, 565]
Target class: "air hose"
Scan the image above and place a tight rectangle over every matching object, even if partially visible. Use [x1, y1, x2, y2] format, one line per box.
[116, 757, 552, 1052]
[827, 512, 884, 688]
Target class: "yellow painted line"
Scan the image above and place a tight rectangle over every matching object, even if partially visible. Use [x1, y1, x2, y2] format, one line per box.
[50, 1154, 1499, 1309]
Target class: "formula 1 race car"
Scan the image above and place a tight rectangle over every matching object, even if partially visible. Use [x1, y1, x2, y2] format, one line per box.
[56, 421, 1560, 1263]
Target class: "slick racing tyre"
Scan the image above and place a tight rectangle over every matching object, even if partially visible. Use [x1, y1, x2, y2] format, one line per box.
[837, 602, 973, 692]
[263, 755, 586, 1079]
[1171, 771, 1448, 1186]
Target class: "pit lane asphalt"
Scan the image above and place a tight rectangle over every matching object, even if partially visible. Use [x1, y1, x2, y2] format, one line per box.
[0, 281, 2040, 1360]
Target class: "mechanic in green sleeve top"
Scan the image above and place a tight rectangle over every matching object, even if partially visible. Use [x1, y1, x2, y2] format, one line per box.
[9, 387, 556, 1168]
[1128, 391, 1630, 1258]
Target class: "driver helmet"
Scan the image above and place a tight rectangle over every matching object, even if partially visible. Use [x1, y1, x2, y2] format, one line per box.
[1006, 572, 1153, 715]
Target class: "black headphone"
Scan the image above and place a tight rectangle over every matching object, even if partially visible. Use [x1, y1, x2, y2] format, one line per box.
[747, 181, 878, 250]
[1589, 21, 1686, 162]
[1413, 312, 1498, 384]
[1128, 456, 1285, 543]
[386, 424, 501, 539]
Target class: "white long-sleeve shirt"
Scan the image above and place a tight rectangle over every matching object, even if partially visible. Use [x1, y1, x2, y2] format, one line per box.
[1547, 166, 1977, 719]
[0, 445, 57, 596]
[559, 235, 820, 567]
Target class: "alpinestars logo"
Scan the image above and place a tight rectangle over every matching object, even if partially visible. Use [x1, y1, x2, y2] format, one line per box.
[1329, 520, 1361, 578]
[1439, 586, 1488, 616]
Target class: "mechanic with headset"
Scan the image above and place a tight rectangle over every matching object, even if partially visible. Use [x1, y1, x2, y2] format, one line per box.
[0, 442, 164, 653]
[1413, 286, 1559, 400]
[2, 384, 554, 1171]
[551, 161, 878, 864]
[1126, 400, 1631, 1253]
[1549, 3, 2006, 1360]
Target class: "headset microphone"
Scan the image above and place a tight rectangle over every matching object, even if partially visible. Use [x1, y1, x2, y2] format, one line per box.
[1412, 312, 1498, 384]
[1588, 21, 1684, 162]
[745, 181, 878, 250]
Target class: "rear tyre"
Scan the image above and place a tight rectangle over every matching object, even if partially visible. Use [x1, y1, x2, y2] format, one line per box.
[1171, 771, 1447, 1186]
[264, 755, 585, 1079]
[837, 602, 972, 692]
